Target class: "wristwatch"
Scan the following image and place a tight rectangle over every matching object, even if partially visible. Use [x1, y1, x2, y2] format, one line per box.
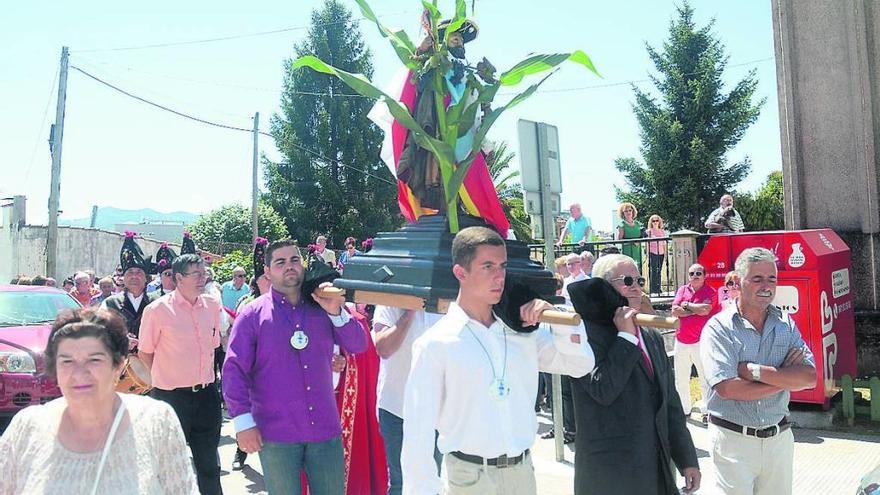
[683, 301, 690, 311]
[747, 363, 762, 382]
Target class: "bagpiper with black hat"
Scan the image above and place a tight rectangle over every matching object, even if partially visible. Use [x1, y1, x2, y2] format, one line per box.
[101, 231, 159, 341]
[151, 242, 178, 296]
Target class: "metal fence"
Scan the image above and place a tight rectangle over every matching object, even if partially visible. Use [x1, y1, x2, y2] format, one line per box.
[528, 236, 677, 297]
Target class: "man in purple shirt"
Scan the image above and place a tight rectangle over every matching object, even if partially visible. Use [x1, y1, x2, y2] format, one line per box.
[223, 239, 367, 495]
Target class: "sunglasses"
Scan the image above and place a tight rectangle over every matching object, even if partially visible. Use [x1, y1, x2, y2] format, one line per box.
[612, 276, 646, 287]
[725, 280, 739, 287]
[689, 271, 704, 277]
[565, 261, 581, 266]
[234, 274, 245, 278]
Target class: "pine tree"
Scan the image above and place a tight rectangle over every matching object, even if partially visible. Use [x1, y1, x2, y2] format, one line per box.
[615, 2, 763, 230]
[263, 0, 401, 247]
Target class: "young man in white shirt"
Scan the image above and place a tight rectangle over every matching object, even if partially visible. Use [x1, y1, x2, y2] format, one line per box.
[402, 226, 596, 495]
[373, 306, 443, 495]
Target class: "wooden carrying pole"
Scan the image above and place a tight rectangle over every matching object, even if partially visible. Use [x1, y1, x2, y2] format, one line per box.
[314, 287, 680, 329]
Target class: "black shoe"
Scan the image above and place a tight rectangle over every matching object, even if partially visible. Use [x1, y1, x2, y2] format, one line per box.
[563, 431, 576, 444]
[232, 449, 248, 471]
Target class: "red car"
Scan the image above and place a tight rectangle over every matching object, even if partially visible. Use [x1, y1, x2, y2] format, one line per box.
[0, 285, 80, 417]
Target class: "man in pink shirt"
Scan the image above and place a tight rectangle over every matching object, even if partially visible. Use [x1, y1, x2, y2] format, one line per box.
[671, 263, 717, 420]
[139, 253, 223, 495]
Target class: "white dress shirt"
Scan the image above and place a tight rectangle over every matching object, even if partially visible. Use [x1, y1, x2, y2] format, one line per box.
[561, 271, 588, 304]
[401, 302, 595, 495]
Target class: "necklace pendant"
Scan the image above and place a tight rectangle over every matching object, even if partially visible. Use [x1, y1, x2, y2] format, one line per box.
[290, 330, 309, 350]
[489, 378, 510, 401]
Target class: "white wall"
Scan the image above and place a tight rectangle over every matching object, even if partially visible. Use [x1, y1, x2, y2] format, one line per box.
[1, 224, 179, 282]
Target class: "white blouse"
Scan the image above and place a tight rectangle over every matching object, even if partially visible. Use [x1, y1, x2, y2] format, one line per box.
[0, 393, 198, 494]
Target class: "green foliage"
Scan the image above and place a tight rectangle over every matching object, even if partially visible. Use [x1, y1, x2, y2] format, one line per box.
[187, 203, 289, 253]
[211, 250, 252, 285]
[264, 0, 401, 248]
[485, 141, 532, 242]
[614, 2, 764, 230]
[734, 171, 784, 231]
[295, 0, 598, 232]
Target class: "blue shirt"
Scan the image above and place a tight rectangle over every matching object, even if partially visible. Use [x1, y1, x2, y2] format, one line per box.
[700, 304, 816, 427]
[221, 281, 251, 311]
[565, 216, 591, 243]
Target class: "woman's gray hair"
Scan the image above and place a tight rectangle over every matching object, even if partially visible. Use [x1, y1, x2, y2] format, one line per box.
[735, 247, 776, 279]
[591, 253, 638, 281]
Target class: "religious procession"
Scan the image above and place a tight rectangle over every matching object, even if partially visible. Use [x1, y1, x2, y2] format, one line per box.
[3, 1, 880, 495]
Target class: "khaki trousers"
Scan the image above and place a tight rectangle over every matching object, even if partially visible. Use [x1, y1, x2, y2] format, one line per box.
[441, 452, 536, 495]
[709, 423, 794, 495]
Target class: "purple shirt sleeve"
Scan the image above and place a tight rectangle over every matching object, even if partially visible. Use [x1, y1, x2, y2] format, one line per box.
[332, 314, 368, 354]
[222, 304, 258, 424]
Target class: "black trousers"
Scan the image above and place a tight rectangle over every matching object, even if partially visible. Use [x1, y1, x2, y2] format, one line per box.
[648, 253, 665, 295]
[151, 383, 223, 495]
[545, 374, 576, 432]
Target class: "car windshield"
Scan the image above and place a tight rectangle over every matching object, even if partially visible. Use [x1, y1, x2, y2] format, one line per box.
[0, 291, 80, 327]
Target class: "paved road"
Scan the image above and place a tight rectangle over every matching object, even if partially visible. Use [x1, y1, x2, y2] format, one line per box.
[218, 410, 880, 494]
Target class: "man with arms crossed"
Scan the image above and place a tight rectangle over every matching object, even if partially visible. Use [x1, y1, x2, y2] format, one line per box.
[701, 247, 816, 494]
[402, 226, 595, 495]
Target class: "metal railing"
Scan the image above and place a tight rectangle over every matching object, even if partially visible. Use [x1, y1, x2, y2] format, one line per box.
[528, 237, 677, 297]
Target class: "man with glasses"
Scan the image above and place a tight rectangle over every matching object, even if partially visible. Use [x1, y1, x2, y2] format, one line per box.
[671, 263, 717, 421]
[701, 248, 815, 494]
[561, 253, 588, 305]
[221, 266, 251, 311]
[69, 271, 100, 307]
[569, 254, 700, 495]
[139, 253, 224, 495]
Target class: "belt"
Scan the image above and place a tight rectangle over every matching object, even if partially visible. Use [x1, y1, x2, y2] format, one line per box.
[169, 382, 214, 393]
[450, 450, 529, 468]
[709, 415, 790, 438]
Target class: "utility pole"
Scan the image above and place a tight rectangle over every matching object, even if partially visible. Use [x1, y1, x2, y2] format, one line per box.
[251, 112, 260, 245]
[47, 46, 69, 279]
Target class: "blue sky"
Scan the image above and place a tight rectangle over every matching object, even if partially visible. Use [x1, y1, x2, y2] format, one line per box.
[1, 0, 779, 232]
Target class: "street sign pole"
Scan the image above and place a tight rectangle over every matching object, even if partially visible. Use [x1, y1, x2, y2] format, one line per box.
[535, 123, 565, 462]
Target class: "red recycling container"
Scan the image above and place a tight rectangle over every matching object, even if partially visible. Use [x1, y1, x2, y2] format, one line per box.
[697, 229, 857, 409]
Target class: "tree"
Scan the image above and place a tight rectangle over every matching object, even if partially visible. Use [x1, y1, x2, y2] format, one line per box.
[614, 2, 764, 230]
[263, 0, 401, 248]
[485, 141, 533, 242]
[187, 203, 289, 254]
[734, 170, 784, 231]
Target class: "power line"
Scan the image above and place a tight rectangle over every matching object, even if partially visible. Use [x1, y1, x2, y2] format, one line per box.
[23, 67, 60, 186]
[73, 11, 415, 53]
[68, 65, 397, 186]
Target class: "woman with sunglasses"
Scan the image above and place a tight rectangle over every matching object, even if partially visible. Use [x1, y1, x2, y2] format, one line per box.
[616, 202, 643, 271]
[717, 271, 741, 308]
[645, 214, 667, 295]
[671, 264, 717, 421]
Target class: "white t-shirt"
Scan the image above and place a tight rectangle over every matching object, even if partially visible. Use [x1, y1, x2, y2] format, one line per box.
[372, 305, 443, 418]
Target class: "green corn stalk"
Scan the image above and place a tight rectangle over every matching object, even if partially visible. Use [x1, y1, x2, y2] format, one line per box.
[293, 0, 600, 232]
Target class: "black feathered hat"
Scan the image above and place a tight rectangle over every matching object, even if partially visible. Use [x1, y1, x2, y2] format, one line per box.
[253, 237, 268, 279]
[120, 231, 152, 274]
[153, 242, 177, 275]
[181, 231, 197, 255]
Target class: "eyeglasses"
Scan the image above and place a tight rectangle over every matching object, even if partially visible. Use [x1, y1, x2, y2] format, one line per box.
[725, 280, 738, 287]
[611, 276, 646, 287]
[234, 274, 245, 279]
[181, 271, 207, 279]
[689, 271, 704, 277]
[565, 261, 581, 266]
